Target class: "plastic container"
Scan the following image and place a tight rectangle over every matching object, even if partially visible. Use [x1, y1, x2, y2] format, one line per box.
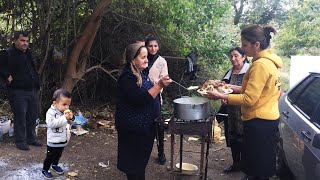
[0, 127, 3, 141]
[0, 119, 11, 134]
[175, 163, 198, 175]
[0, 116, 8, 122]
[35, 118, 40, 136]
[9, 125, 14, 137]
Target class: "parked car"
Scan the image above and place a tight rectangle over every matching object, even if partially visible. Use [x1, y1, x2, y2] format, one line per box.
[278, 72, 320, 180]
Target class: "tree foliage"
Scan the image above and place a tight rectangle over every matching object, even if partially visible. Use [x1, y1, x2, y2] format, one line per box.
[110, 0, 239, 78]
[0, 0, 113, 112]
[275, 0, 320, 56]
[3, 0, 316, 116]
[113, 0, 237, 56]
[232, 0, 294, 26]
[0, 0, 241, 111]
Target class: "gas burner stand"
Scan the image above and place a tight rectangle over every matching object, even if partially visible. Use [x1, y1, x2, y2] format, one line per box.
[168, 115, 213, 180]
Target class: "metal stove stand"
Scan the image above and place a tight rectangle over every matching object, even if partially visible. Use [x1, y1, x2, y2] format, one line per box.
[168, 116, 213, 180]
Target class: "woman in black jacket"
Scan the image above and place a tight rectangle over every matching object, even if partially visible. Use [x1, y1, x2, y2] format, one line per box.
[115, 41, 172, 180]
[221, 47, 250, 173]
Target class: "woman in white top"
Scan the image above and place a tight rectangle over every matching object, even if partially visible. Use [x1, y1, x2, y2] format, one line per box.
[145, 34, 168, 165]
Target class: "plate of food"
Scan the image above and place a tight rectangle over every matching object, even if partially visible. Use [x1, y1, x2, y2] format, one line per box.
[197, 80, 233, 96]
[197, 89, 208, 95]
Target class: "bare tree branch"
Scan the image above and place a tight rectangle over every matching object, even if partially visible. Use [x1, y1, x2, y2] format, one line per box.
[86, 65, 118, 81]
[62, 0, 112, 92]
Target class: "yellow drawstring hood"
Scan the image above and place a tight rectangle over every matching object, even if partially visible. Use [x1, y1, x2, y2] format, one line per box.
[255, 49, 283, 69]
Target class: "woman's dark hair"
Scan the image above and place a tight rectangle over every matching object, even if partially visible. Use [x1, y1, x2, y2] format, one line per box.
[128, 37, 145, 45]
[241, 25, 276, 50]
[145, 34, 158, 46]
[229, 47, 249, 63]
[52, 89, 71, 101]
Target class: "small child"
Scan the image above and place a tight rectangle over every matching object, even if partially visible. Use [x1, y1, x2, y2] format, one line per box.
[42, 89, 74, 179]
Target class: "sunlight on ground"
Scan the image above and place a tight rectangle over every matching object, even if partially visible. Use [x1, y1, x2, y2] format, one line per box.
[0, 158, 69, 180]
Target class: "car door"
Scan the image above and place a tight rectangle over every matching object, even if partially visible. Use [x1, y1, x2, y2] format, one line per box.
[279, 77, 311, 179]
[279, 74, 320, 180]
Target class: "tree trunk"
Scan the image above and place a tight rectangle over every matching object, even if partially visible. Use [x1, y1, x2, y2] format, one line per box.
[233, 0, 246, 25]
[62, 0, 112, 92]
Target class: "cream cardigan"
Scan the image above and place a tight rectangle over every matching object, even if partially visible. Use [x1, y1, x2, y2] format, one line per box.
[148, 56, 168, 85]
[148, 56, 168, 104]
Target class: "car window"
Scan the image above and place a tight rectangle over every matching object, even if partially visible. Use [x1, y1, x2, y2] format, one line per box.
[288, 75, 314, 103]
[292, 77, 320, 118]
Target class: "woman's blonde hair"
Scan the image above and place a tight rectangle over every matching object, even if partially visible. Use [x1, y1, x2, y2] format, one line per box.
[125, 42, 145, 87]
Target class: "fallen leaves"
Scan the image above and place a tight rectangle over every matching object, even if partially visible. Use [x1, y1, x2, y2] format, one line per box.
[67, 170, 78, 177]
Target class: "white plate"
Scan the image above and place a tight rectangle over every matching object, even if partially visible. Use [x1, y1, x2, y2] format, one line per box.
[186, 86, 199, 91]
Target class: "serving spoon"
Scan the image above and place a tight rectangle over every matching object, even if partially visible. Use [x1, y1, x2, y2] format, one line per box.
[171, 79, 199, 91]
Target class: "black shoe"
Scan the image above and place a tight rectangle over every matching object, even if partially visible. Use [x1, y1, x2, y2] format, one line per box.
[42, 170, 53, 179]
[241, 176, 248, 180]
[51, 165, 64, 175]
[27, 141, 42, 147]
[157, 153, 166, 165]
[223, 164, 240, 173]
[16, 143, 30, 151]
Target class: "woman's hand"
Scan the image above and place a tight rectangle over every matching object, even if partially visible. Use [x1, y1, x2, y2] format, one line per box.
[204, 90, 222, 100]
[158, 75, 172, 88]
[205, 90, 229, 101]
[7, 75, 13, 84]
[149, 75, 172, 98]
[229, 84, 242, 94]
[221, 99, 228, 105]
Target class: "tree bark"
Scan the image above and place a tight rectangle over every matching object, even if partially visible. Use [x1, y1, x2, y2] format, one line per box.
[62, 0, 112, 92]
[38, 0, 56, 75]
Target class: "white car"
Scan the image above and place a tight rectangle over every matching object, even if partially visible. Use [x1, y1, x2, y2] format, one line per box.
[278, 72, 320, 180]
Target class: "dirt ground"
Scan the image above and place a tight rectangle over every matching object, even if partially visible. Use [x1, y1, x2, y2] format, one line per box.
[0, 127, 279, 180]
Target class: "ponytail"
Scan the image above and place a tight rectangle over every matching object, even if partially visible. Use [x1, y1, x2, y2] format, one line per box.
[241, 25, 277, 50]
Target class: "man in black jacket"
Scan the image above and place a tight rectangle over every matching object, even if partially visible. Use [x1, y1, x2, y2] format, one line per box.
[0, 30, 41, 150]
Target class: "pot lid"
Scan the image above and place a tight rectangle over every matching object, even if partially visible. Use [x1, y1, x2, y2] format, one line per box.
[173, 97, 209, 105]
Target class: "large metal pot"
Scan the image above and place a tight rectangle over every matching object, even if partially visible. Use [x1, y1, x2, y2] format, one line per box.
[173, 97, 211, 120]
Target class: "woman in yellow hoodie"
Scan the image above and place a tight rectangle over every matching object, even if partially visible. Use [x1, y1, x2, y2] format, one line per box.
[206, 25, 282, 180]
